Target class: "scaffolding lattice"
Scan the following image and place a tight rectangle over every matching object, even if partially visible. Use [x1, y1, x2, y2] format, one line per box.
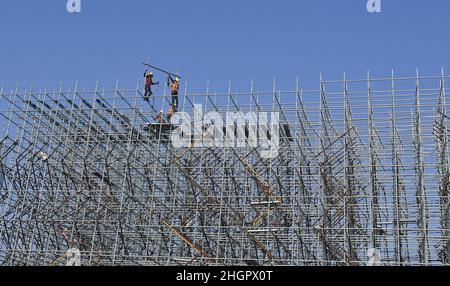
[0, 70, 449, 266]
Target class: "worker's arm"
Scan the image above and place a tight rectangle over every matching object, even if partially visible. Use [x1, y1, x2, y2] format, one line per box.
[144, 70, 147, 77]
[152, 80, 160, 85]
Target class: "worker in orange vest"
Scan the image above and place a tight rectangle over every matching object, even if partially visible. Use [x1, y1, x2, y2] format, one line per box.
[154, 108, 174, 124]
[168, 75, 180, 110]
[167, 107, 175, 120]
[143, 70, 160, 101]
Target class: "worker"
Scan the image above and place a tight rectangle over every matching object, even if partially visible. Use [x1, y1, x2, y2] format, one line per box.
[167, 107, 174, 120]
[168, 75, 180, 110]
[143, 70, 160, 101]
[155, 110, 166, 124]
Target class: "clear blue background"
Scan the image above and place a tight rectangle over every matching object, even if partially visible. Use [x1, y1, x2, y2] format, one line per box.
[0, 0, 449, 92]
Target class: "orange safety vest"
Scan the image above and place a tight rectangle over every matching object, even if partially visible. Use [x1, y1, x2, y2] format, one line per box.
[171, 81, 179, 92]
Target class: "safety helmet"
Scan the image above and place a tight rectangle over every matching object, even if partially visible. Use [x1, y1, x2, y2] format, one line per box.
[175, 77, 180, 82]
[160, 110, 163, 113]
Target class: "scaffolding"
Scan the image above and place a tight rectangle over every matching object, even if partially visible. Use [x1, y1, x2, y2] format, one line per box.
[0, 70, 449, 266]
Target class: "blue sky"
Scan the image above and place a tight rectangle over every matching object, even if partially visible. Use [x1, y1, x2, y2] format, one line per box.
[0, 0, 449, 92]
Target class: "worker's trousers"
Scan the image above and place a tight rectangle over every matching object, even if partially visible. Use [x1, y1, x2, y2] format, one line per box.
[171, 92, 179, 108]
[144, 85, 153, 99]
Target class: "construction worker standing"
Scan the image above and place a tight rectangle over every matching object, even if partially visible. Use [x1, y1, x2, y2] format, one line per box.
[143, 70, 160, 101]
[168, 75, 180, 110]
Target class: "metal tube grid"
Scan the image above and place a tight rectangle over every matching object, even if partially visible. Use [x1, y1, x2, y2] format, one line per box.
[0, 71, 449, 266]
